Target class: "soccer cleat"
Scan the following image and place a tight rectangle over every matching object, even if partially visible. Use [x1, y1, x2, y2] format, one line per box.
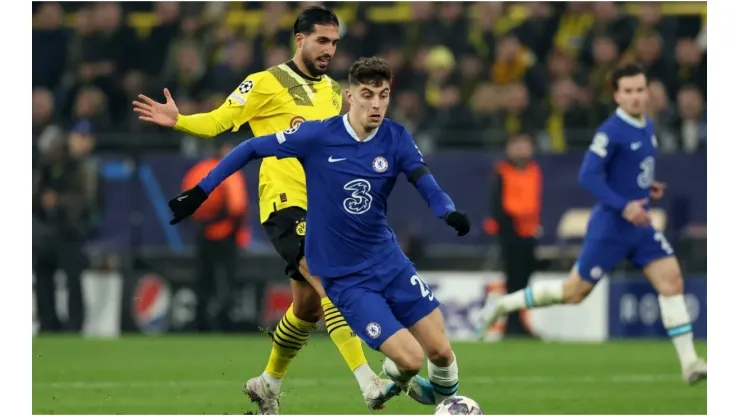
[363, 375, 402, 410]
[380, 368, 436, 406]
[405, 375, 436, 405]
[682, 357, 707, 385]
[477, 293, 505, 341]
[244, 376, 280, 415]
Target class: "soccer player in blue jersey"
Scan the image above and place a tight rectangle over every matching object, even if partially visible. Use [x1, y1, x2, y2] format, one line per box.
[167, 57, 471, 406]
[477, 63, 707, 384]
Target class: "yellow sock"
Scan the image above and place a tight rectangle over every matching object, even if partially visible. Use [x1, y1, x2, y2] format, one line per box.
[321, 296, 368, 371]
[265, 304, 314, 379]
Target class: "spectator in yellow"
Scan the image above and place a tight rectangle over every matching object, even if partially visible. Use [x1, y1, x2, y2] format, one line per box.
[423, 45, 456, 109]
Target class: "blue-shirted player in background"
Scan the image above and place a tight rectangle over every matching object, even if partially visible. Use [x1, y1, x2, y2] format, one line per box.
[168, 57, 471, 407]
[477, 63, 706, 384]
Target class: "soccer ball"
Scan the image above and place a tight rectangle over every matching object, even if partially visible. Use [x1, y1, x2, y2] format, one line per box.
[434, 396, 483, 415]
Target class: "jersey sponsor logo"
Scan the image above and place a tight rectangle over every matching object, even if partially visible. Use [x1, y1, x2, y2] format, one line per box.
[295, 220, 306, 236]
[238, 79, 254, 95]
[328, 156, 346, 163]
[366, 322, 381, 339]
[343, 179, 373, 215]
[290, 116, 306, 129]
[630, 141, 642, 150]
[638, 156, 655, 189]
[372, 156, 389, 173]
[590, 132, 609, 157]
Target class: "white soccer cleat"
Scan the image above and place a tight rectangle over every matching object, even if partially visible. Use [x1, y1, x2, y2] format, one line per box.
[682, 357, 707, 385]
[244, 376, 280, 415]
[363, 375, 402, 411]
[477, 293, 505, 341]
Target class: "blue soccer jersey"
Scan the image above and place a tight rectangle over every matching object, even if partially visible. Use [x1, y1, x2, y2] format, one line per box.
[576, 108, 674, 282]
[198, 115, 458, 347]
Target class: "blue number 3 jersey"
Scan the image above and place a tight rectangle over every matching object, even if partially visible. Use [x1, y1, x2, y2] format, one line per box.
[200, 115, 454, 279]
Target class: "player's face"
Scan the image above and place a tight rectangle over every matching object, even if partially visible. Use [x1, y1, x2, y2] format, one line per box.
[614, 74, 648, 117]
[347, 81, 391, 131]
[297, 24, 339, 76]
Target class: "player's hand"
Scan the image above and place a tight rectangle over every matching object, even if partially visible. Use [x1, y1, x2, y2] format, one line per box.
[133, 88, 179, 128]
[168, 186, 207, 225]
[650, 181, 667, 200]
[622, 198, 651, 227]
[445, 211, 471, 236]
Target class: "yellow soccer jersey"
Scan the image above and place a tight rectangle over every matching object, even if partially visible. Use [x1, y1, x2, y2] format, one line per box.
[174, 61, 342, 223]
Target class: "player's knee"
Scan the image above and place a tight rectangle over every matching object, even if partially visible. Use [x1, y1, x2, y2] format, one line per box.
[426, 341, 455, 367]
[394, 344, 425, 375]
[562, 272, 593, 304]
[646, 258, 684, 296]
[291, 286, 322, 322]
[654, 270, 684, 296]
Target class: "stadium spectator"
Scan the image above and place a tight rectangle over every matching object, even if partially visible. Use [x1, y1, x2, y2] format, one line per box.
[647, 79, 680, 152]
[33, 120, 102, 333]
[33, 2, 69, 89]
[672, 38, 707, 98]
[543, 78, 591, 153]
[673, 86, 707, 153]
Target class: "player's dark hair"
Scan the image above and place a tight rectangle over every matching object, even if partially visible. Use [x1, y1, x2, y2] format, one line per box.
[348, 57, 392, 87]
[609, 63, 646, 91]
[293, 6, 339, 35]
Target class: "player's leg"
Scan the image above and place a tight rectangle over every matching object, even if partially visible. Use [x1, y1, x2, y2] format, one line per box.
[477, 238, 626, 339]
[245, 210, 322, 414]
[384, 268, 456, 405]
[633, 229, 706, 384]
[297, 259, 377, 390]
[322, 275, 409, 410]
[246, 279, 320, 414]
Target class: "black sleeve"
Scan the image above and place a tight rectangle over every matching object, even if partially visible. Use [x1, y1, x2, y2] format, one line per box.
[491, 171, 516, 237]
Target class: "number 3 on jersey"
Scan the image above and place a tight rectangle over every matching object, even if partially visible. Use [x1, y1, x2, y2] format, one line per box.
[343, 179, 373, 215]
[410, 274, 434, 301]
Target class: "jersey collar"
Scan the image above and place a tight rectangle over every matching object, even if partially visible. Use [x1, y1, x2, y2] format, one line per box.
[343, 114, 379, 142]
[616, 107, 646, 128]
[285, 60, 322, 83]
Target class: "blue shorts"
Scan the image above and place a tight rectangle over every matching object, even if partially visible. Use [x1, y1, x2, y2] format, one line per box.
[576, 225, 675, 284]
[322, 253, 440, 350]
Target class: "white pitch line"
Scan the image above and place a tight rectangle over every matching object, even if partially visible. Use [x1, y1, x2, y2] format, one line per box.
[32, 374, 681, 390]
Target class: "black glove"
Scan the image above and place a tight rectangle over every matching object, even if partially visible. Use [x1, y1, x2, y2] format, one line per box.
[445, 211, 470, 236]
[168, 186, 207, 225]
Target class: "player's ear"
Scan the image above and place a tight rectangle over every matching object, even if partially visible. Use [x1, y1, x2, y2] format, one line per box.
[344, 88, 353, 105]
[295, 33, 305, 49]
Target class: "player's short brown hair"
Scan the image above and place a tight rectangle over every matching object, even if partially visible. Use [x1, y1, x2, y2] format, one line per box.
[348, 57, 392, 88]
[609, 62, 646, 91]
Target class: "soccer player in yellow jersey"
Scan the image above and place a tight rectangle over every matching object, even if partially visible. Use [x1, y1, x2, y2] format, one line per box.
[133, 6, 433, 414]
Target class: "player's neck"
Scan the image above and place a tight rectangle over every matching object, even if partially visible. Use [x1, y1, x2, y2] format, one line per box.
[288, 57, 322, 82]
[616, 107, 646, 127]
[346, 112, 374, 141]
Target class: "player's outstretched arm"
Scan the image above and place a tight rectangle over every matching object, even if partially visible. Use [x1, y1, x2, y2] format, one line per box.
[167, 123, 318, 225]
[578, 132, 629, 212]
[133, 74, 273, 139]
[133, 88, 236, 138]
[398, 129, 470, 236]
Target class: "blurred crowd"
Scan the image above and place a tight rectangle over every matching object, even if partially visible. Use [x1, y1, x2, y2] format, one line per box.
[33, 1, 707, 154]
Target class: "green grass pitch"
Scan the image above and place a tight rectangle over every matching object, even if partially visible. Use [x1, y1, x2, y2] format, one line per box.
[32, 335, 706, 414]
